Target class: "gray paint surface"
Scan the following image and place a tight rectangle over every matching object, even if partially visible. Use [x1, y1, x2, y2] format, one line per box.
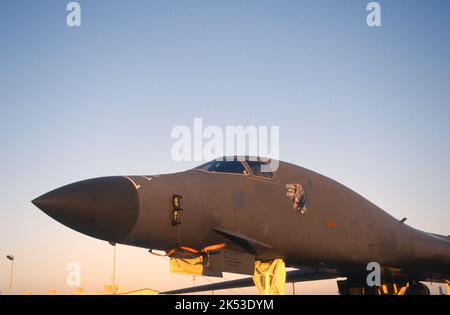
[32, 157, 450, 285]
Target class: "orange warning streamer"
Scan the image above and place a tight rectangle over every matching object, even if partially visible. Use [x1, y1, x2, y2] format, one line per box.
[149, 243, 226, 257]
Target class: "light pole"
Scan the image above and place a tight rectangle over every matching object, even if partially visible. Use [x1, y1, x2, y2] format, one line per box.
[6, 255, 14, 295]
[109, 242, 117, 295]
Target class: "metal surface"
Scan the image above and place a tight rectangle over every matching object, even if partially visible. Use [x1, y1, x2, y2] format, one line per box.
[32, 157, 450, 294]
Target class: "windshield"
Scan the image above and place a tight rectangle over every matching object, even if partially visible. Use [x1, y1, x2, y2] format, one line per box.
[246, 160, 274, 179]
[196, 160, 246, 174]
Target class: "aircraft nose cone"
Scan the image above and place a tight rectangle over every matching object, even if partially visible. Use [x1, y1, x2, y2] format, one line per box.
[32, 176, 139, 242]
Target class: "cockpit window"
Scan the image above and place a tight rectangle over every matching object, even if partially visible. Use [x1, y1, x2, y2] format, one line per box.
[196, 160, 246, 174]
[246, 160, 274, 179]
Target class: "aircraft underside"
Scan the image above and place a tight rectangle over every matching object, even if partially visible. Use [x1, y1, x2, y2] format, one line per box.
[157, 246, 449, 295]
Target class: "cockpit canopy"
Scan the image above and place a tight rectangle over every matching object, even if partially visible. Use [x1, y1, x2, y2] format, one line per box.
[195, 157, 276, 179]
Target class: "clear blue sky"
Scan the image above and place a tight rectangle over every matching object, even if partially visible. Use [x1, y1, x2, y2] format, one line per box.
[0, 0, 449, 294]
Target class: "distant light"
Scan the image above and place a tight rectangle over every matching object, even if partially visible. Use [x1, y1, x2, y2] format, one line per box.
[6, 255, 14, 261]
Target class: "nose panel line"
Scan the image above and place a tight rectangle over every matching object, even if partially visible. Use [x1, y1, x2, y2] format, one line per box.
[124, 176, 141, 190]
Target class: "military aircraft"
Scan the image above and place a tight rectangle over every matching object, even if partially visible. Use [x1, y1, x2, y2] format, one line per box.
[32, 156, 450, 295]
